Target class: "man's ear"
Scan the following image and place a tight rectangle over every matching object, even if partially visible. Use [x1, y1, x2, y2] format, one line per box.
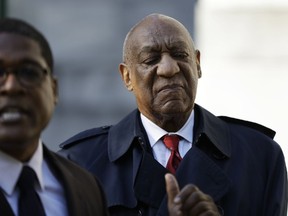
[119, 63, 133, 91]
[195, 50, 202, 78]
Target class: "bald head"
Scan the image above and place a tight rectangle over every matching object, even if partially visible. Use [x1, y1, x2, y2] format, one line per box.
[122, 13, 196, 64]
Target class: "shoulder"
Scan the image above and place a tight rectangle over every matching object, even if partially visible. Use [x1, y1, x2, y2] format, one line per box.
[195, 104, 276, 139]
[46, 147, 95, 175]
[58, 109, 139, 150]
[218, 116, 284, 158]
[45, 148, 109, 215]
[219, 116, 276, 139]
[47, 148, 104, 191]
[59, 125, 111, 149]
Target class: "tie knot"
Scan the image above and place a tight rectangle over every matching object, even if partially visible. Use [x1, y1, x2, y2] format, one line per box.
[163, 134, 180, 151]
[17, 166, 38, 191]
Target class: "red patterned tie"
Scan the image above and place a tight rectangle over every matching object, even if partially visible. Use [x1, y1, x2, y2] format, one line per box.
[162, 134, 182, 174]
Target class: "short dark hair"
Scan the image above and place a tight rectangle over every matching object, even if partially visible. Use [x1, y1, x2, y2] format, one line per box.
[0, 17, 53, 72]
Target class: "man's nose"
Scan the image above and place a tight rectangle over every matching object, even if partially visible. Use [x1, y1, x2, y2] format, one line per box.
[157, 54, 180, 77]
[0, 73, 24, 94]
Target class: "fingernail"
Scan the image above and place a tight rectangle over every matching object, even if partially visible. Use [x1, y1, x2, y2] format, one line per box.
[174, 196, 181, 203]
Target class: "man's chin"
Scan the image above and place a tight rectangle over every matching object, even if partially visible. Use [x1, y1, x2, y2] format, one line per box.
[157, 104, 193, 119]
[0, 130, 31, 145]
[160, 104, 188, 115]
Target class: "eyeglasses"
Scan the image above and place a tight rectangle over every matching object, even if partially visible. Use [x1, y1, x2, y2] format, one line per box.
[0, 65, 48, 87]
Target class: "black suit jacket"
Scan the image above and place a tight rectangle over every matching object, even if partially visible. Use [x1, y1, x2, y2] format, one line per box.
[0, 144, 109, 216]
[59, 104, 287, 216]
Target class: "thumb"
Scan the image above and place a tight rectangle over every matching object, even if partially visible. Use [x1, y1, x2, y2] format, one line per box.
[165, 173, 180, 205]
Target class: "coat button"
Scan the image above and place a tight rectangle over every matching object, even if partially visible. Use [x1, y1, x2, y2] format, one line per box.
[101, 125, 110, 130]
[212, 152, 227, 160]
[217, 205, 224, 215]
[138, 209, 143, 216]
[137, 137, 145, 147]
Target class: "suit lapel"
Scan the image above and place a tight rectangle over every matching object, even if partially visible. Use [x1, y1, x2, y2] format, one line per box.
[43, 146, 88, 216]
[134, 151, 169, 208]
[0, 190, 14, 216]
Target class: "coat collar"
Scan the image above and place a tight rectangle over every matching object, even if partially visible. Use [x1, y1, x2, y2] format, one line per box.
[193, 104, 231, 158]
[108, 109, 141, 162]
[108, 104, 232, 162]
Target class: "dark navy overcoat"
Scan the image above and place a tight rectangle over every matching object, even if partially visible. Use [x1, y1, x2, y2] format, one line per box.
[59, 104, 287, 216]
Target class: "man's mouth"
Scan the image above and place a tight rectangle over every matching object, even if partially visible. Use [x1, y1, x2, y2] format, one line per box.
[0, 108, 27, 123]
[159, 84, 183, 93]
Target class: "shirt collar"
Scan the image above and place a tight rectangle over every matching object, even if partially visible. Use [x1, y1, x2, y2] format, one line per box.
[140, 110, 194, 148]
[108, 106, 231, 162]
[0, 140, 44, 196]
[27, 140, 44, 190]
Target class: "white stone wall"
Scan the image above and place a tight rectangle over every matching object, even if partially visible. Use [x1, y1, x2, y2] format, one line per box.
[195, 0, 288, 166]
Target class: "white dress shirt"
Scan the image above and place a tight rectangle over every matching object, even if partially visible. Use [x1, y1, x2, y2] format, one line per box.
[141, 110, 195, 167]
[0, 141, 68, 216]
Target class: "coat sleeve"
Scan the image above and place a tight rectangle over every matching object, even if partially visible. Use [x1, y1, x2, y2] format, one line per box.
[264, 144, 287, 216]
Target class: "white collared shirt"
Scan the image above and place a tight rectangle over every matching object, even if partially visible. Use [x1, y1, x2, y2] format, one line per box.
[141, 110, 194, 167]
[0, 141, 68, 216]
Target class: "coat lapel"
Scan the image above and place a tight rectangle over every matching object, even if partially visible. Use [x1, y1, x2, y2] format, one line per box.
[176, 146, 231, 201]
[157, 146, 231, 215]
[134, 151, 169, 208]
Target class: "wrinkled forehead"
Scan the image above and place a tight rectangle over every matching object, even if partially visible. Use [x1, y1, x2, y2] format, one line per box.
[129, 15, 194, 52]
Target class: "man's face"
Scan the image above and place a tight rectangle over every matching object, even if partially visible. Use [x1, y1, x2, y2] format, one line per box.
[120, 16, 200, 126]
[0, 33, 57, 151]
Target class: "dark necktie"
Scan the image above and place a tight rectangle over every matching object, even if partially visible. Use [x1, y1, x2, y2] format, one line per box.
[162, 134, 182, 174]
[17, 166, 46, 216]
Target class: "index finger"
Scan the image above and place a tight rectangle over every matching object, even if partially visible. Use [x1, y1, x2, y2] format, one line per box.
[165, 173, 181, 204]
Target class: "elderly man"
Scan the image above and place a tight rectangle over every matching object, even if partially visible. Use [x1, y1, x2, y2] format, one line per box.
[59, 14, 287, 216]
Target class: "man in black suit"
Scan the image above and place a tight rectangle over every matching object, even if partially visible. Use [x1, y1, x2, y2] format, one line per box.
[0, 18, 109, 216]
[59, 13, 287, 216]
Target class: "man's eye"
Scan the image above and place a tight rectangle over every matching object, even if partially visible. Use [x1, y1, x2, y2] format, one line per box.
[144, 57, 160, 65]
[18, 66, 42, 80]
[173, 52, 188, 59]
